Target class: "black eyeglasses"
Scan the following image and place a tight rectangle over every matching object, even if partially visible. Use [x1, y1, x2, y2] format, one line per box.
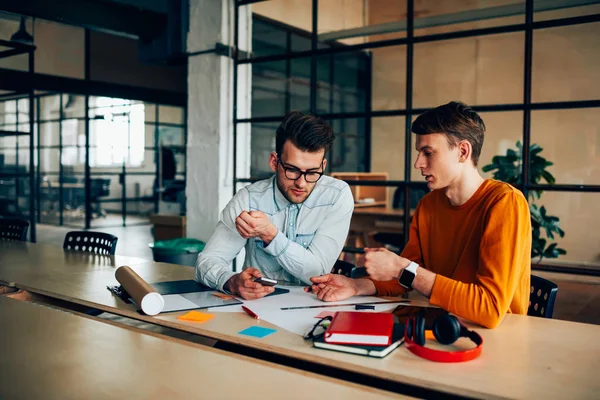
[277, 156, 324, 183]
[303, 316, 333, 341]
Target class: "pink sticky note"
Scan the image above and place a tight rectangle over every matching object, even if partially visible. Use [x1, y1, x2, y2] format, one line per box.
[315, 311, 337, 319]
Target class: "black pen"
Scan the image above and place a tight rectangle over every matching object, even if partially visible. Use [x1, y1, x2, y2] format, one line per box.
[281, 300, 410, 311]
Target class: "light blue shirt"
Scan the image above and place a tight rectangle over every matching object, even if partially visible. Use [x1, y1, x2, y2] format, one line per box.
[195, 175, 354, 291]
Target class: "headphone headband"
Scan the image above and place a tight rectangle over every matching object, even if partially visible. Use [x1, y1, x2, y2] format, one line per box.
[404, 317, 483, 363]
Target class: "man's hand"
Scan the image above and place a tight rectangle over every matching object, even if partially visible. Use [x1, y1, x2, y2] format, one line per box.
[224, 267, 275, 300]
[304, 274, 378, 302]
[360, 247, 411, 281]
[235, 211, 278, 245]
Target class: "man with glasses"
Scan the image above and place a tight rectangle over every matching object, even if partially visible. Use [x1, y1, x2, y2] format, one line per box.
[195, 111, 354, 299]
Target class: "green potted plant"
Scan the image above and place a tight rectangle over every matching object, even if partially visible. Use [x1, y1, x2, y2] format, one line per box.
[482, 141, 566, 263]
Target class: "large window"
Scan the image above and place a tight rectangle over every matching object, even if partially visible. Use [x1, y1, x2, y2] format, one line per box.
[0, 93, 186, 229]
[234, 0, 600, 272]
[89, 97, 145, 168]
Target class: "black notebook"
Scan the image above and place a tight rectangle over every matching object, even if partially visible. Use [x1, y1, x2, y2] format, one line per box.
[312, 323, 405, 358]
[150, 279, 212, 295]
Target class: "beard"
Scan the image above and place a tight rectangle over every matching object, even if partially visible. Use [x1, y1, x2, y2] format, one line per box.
[275, 172, 314, 204]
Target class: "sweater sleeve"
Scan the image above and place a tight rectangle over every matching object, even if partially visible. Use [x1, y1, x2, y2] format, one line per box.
[429, 192, 531, 328]
[371, 203, 424, 296]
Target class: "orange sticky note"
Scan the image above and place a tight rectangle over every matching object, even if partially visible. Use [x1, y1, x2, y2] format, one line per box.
[177, 311, 215, 323]
[213, 292, 235, 300]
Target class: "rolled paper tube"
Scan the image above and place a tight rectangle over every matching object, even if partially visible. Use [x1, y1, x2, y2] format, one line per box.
[115, 266, 164, 315]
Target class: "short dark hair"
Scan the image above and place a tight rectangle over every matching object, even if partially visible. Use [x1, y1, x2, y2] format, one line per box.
[411, 101, 486, 166]
[275, 111, 335, 155]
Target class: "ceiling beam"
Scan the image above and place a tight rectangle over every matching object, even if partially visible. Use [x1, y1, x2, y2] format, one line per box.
[0, 68, 186, 106]
[0, 0, 167, 40]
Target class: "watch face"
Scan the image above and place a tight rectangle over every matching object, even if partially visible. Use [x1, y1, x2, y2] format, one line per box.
[398, 269, 415, 289]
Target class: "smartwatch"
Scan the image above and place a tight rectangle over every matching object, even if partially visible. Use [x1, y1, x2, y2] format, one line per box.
[398, 261, 419, 289]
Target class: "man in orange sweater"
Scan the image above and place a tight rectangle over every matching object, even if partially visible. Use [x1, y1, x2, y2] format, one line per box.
[308, 101, 532, 328]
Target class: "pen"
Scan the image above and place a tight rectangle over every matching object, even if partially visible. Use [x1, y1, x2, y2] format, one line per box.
[242, 305, 260, 320]
[281, 300, 410, 311]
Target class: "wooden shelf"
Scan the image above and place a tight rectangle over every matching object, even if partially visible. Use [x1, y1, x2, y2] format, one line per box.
[330, 172, 389, 207]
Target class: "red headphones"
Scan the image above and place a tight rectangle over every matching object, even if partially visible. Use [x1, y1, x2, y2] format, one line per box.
[404, 314, 483, 362]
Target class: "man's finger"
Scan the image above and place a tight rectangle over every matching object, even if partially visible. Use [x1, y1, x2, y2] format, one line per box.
[236, 226, 251, 238]
[238, 212, 256, 225]
[235, 220, 249, 235]
[249, 210, 265, 218]
[244, 267, 263, 278]
[322, 289, 338, 302]
[317, 286, 332, 301]
[240, 286, 274, 297]
[240, 291, 269, 300]
[239, 284, 271, 294]
[241, 286, 269, 294]
[312, 284, 323, 294]
[238, 210, 250, 219]
[242, 279, 262, 289]
[236, 218, 253, 234]
[310, 274, 331, 283]
[316, 285, 331, 300]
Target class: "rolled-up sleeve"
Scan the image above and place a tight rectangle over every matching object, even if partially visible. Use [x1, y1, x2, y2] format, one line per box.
[262, 184, 354, 284]
[195, 189, 248, 291]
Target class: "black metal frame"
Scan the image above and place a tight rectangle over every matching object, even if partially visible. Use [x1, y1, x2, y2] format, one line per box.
[0, 91, 187, 230]
[1, 20, 187, 234]
[233, 1, 600, 273]
[0, 38, 36, 242]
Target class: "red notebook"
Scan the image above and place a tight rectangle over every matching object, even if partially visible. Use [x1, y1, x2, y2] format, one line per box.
[324, 311, 394, 346]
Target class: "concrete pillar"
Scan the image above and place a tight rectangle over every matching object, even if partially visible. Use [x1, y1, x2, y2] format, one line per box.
[186, 0, 251, 242]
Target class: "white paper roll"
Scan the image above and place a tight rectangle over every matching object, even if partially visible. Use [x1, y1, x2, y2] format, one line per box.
[141, 291, 165, 316]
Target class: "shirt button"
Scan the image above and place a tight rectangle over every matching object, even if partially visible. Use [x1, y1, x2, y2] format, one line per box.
[303, 242, 307, 246]
[289, 223, 293, 226]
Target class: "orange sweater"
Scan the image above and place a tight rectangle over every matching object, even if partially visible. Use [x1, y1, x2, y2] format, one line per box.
[372, 179, 531, 328]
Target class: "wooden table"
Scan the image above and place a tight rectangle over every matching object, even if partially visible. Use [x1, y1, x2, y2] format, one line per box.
[0, 240, 148, 275]
[2, 241, 600, 399]
[0, 296, 405, 400]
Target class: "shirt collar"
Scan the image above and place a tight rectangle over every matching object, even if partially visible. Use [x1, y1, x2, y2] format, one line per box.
[271, 175, 303, 212]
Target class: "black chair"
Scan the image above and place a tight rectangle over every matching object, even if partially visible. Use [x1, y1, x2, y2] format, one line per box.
[90, 178, 111, 218]
[0, 217, 29, 241]
[63, 231, 118, 255]
[332, 252, 369, 279]
[528, 275, 558, 318]
[332, 259, 356, 277]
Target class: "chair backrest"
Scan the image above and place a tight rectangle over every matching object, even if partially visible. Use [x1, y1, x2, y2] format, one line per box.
[0, 217, 29, 241]
[392, 185, 428, 209]
[528, 275, 558, 318]
[63, 231, 118, 255]
[331, 259, 355, 277]
[331, 258, 369, 279]
[90, 179, 111, 198]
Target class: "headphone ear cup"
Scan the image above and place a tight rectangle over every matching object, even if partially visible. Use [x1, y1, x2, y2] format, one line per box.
[432, 314, 461, 345]
[406, 318, 414, 340]
[414, 316, 426, 346]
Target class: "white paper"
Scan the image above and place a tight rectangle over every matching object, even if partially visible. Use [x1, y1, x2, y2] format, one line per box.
[255, 303, 401, 336]
[243, 285, 401, 311]
[162, 294, 198, 313]
[207, 285, 406, 336]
